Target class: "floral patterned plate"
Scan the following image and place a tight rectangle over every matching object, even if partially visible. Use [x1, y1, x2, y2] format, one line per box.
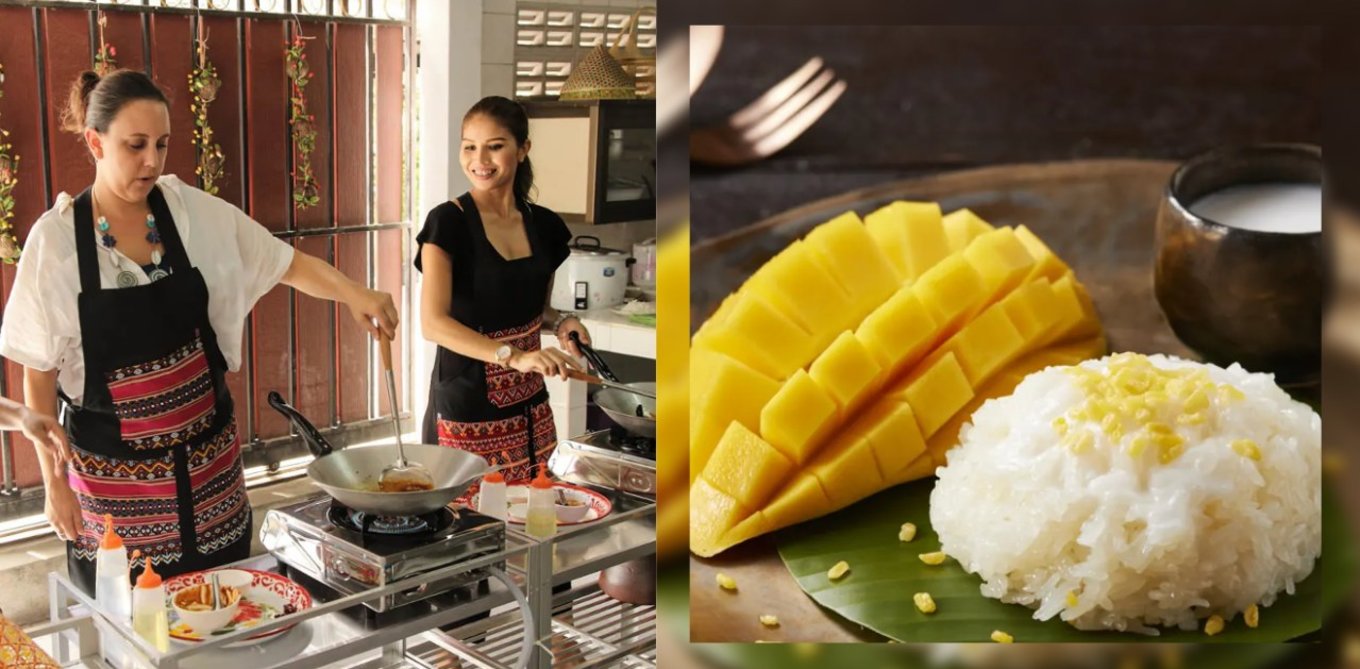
[163, 568, 312, 647]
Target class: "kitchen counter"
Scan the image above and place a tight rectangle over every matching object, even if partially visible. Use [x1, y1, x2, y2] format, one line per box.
[554, 306, 656, 360]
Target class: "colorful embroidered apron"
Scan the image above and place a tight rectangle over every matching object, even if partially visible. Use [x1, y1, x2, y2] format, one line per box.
[420, 193, 558, 492]
[63, 186, 251, 595]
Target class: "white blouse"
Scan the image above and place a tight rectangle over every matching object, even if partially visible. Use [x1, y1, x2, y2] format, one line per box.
[0, 174, 295, 404]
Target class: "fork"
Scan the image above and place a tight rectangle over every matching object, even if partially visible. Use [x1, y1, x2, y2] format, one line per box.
[690, 57, 847, 168]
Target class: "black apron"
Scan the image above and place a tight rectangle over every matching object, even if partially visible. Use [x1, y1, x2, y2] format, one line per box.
[420, 193, 558, 489]
[63, 185, 251, 594]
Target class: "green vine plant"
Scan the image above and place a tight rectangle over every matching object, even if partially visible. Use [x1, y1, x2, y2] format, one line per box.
[94, 13, 118, 76]
[285, 32, 319, 210]
[189, 29, 226, 195]
[0, 62, 21, 263]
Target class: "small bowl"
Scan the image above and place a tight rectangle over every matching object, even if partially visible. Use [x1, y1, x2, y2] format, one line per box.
[1154, 143, 1323, 386]
[172, 582, 241, 635]
[555, 492, 592, 523]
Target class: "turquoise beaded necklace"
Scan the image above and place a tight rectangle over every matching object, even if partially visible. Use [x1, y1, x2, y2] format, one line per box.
[92, 190, 170, 285]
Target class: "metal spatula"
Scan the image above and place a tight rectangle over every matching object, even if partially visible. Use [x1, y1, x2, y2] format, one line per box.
[377, 332, 434, 492]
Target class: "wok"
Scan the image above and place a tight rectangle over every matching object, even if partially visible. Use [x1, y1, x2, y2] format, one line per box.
[268, 392, 489, 516]
[570, 332, 657, 439]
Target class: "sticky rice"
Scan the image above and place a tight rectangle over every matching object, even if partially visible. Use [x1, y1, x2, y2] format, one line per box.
[929, 353, 1321, 634]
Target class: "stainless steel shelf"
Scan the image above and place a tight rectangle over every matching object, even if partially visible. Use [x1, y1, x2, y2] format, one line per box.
[27, 493, 656, 669]
[409, 584, 655, 669]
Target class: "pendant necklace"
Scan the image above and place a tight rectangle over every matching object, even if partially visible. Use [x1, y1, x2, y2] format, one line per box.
[92, 190, 168, 286]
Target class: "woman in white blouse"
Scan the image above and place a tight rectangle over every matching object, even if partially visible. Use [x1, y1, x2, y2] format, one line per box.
[0, 69, 398, 593]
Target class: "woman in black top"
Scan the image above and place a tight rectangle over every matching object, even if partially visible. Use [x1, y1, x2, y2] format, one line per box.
[414, 96, 590, 486]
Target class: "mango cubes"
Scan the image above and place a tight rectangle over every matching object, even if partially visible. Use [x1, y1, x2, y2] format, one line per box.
[691, 202, 1105, 557]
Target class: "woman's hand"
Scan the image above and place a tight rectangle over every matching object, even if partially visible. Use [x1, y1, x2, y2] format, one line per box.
[556, 316, 591, 357]
[20, 409, 70, 470]
[347, 286, 400, 340]
[45, 477, 83, 543]
[509, 348, 583, 380]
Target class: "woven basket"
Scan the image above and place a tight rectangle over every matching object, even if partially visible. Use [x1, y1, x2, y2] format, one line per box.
[560, 45, 636, 100]
[609, 8, 655, 98]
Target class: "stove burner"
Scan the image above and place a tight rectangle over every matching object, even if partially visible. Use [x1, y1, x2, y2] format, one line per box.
[608, 426, 655, 459]
[327, 502, 456, 537]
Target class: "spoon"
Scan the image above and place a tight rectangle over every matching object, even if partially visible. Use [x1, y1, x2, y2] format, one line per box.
[377, 331, 434, 491]
[210, 572, 221, 610]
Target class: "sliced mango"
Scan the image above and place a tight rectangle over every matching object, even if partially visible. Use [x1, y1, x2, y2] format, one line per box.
[760, 370, 838, 465]
[700, 294, 817, 381]
[803, 212, 900, 321]
[863, 202, 910, 280]
[703, 421, 795, 509]
[689, 203, 1107, 558]
[808, 435, 886, 508]
[719, 510, 776, 550]
[898, 204, 950, 279]
[914, 254, 986, 334]
[858, 401, 928, 481]
[962, 227, 1037, 310]
[746, 240, 852, 346]
[809, 331, 883, 416]
[689, 347, 781, 480]
[942, 208, 994, 252]
[892, 453, 937, 485]
[940, 302, 1027, 386]
[761, 474, 833, 535]
[999, 279, 1065, 343]
[854, 286, 938, 373]
[1045, 273, 1092, 347]
[690, 477, 751, 558]
[898, 351, 974, 438]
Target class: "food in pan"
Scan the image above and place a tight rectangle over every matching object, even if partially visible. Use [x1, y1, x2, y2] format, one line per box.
[930, 353, 1320, 634]
[689, 201, 1105, 557]
[372, 479, 435, 493]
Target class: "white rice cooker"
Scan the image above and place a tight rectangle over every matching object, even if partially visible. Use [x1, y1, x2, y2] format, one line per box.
[551, 236, 632, 312]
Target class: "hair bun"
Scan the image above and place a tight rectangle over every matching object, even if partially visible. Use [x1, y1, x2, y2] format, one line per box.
[61, 70, 102, 135]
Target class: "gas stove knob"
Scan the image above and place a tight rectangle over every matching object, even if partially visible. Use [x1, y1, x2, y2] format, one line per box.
[623, 469, 653, 494]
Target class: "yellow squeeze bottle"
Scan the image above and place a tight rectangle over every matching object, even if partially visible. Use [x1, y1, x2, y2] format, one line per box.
[525, 464, 558, 539]
[131, 557, 169, 653]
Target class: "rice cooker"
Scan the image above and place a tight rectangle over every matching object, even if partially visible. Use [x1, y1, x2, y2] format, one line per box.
[551, 236, 631, 312]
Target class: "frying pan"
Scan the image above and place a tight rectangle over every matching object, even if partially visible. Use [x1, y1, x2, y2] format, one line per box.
[268, 392, 489, 516]
[570, 332, 657, 439]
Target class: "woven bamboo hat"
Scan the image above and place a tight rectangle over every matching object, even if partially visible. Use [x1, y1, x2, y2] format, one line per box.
[560, 45, 636, 100]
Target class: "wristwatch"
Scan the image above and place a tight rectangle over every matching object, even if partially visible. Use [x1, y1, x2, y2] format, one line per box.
[495, 344, 515, 366]
[551, 312, 578, 332]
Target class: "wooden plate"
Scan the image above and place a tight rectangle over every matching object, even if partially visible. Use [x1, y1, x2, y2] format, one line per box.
[689, 159, 1202, 642]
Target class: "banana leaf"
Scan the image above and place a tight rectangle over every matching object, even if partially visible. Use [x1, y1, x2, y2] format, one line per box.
[662, 567, 1307, 669]
[776, 478, 1343, 643]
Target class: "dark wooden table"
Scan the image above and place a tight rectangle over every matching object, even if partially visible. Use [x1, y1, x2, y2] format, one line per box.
[688, 26, 1320, 243]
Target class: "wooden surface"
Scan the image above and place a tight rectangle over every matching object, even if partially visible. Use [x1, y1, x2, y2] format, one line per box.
[688, 26, 1321, 244]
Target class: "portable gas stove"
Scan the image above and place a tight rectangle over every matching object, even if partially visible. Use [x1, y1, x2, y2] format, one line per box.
[549, 427, 656, 497]
[260, 495, 506, 612]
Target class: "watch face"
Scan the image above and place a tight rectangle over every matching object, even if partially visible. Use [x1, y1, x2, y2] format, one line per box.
[497, 345, 512, 362]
